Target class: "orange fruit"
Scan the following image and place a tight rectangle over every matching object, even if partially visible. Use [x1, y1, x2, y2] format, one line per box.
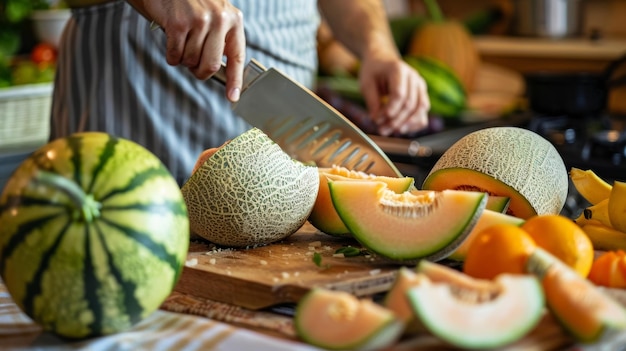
[521, 214, 594, 277]
[463, 223, 537, 280]
[588, 251, 626, 288]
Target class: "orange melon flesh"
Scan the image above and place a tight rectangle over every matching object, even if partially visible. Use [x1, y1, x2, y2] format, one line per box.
[329, 180, 486, 261]
[308, 166, 414, 236]
[423, 168, 536, 219]
[447, 209, 525, 261]
[383, 267, 427, 332]
[407, 274, 545, 349]
[527, 248, 626, 342]
[295, 288, 403, 350]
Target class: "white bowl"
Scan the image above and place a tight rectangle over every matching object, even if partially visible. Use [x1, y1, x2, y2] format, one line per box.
[31, 9, 72, 48]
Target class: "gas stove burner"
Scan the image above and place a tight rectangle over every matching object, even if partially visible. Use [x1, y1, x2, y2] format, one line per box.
[582, 129, 626, 166]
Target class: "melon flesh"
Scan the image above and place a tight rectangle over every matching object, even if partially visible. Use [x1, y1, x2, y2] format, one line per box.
[295, 288, 403, 351]
[422, 127, 568, 219]
[527, 248, 626, 343]
[308, 166, 414, 236]
[447, 209, 525, 261]
[329, 180, 486, 261]
[407, 273, 545, 349]
[382, 267, 428, 334]
[486, 195, 511, 213]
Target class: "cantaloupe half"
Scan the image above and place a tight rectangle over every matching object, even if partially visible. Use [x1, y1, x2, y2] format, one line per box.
[309, 166, 415, 236]
[526, 248, 626, 343]
[294, 288, 404, 351]
[407, 262, 545, 349]
[181, 128, 319, 247]
[422, 127, 568, 219]
[447, 209, 525, 261]
[329, 180, 487, 261]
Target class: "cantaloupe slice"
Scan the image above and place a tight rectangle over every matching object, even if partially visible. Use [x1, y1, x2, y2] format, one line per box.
[309, 166, 414, 236]
[447, 209, 525, 261]
[486, 195, 511, 213]
[329, 180, 486, 261]
[294, 288, 403, 351]
[526, 248, 626, 343]
[382, 267, 428, 335]
[407, 264, 545, 349]
[422, 127, 568, 219]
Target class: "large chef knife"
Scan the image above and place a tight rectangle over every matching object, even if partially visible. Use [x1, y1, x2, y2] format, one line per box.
[213, 59, 402, 177]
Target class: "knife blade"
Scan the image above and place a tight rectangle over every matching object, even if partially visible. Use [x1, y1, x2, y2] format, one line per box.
[213, 59, 403, 177]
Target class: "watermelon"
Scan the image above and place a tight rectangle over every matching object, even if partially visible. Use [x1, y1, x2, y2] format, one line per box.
[0, 132, 190, 339]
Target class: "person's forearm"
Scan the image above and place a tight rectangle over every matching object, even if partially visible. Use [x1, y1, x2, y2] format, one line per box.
[317, 0, 399, 60]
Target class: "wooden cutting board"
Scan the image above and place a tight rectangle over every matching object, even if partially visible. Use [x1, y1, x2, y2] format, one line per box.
[174, 223, 409, 310]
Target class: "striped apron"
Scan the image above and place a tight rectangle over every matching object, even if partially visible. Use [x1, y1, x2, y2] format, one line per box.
[51, 0, 320, 185]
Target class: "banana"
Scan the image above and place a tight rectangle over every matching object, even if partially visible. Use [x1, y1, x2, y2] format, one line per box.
[581, 223, 626, 251]
[583, 198, 613, 228]
[570, 168, 612, 205]
[609, 181, 626, 232]
[574, 212, 602, 227]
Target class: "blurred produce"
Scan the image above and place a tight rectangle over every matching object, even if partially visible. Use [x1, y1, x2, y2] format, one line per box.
[407, 0, 481, 93]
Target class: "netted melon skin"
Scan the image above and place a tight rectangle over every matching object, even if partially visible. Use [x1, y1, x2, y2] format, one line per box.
[181, 128, 319, 247]
[424, 127, 568, 216]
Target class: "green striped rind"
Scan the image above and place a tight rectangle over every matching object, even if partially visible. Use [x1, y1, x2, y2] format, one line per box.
[0, 132, 189, 338]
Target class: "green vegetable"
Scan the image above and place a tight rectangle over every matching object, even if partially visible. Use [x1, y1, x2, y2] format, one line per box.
[404, 55, 466, 118]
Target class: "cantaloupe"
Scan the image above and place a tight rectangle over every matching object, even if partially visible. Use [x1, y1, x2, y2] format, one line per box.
[486, 196, 511, 213]
[422, 127, 568, 219]
[294, 288, 404, 351]
[309, 166, 415, 236]
[382, 267, 428, 335]
[329, 180, 486, 261]
[447, 209, 525, 261]
[181, 128, 319, 247]
[526, 248, 626, 343]
[407, 261, 545, 349]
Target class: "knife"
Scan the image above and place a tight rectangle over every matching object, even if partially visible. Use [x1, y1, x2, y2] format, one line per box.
[213, 59, 403, 177]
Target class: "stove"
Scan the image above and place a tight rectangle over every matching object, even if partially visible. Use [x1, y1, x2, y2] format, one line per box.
[369, 112, 626, 218]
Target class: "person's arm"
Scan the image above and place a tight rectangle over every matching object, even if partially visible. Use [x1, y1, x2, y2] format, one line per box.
[318, 0, 430, 136]
[317, 0, 398, 62]
[126, 0, 245, 102]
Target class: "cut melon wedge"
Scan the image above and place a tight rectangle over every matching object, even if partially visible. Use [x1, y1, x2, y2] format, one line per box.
[486, 195, 511, 213]
[329, 180, 486, 261]
[407, 272, 545, 349]
[447, 209, 525, 261]
[294, 288, 403, 351]
[382, 267, 428, 335]
[309, 166, 414, 236]
[527, 248, 626, 343]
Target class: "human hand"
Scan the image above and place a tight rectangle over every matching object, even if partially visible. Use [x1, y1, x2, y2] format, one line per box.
[358, 53, 430, 136]
[129, 0, 245, 102]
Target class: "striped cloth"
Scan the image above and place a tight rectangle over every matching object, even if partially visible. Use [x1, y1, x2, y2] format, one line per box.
[51, 0, 320, 185]
[0, 281, 321, 351]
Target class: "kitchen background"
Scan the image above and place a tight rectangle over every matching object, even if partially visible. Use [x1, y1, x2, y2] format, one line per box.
[2, 0, 626, 217]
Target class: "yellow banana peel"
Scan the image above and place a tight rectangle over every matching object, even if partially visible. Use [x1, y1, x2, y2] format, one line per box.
[609, 181, 626, 233]
[581, 223, 626, 252]
[583, 198, 613, 228]
[574, 212, 603, 227]
[570, 168, 612, 205]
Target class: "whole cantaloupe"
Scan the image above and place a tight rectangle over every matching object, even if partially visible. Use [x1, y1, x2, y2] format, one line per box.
[422, 127, 568, 218]
[181, 128, 319, 247]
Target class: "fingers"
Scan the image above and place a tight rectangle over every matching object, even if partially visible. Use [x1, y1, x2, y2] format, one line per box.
[157, 1, 245, 92]
[363, 62, 430, 136]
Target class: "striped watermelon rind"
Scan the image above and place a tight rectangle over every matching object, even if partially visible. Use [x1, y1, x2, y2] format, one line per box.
[0, 132, 190, 339]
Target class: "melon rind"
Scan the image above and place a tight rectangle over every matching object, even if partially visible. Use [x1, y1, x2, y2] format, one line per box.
[422, 127, 568, 218]
[295, 288, 404, 351]
[329, 180, 487, 261]
[181, 128, 319, 247]
[407, 274, 545, 349]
